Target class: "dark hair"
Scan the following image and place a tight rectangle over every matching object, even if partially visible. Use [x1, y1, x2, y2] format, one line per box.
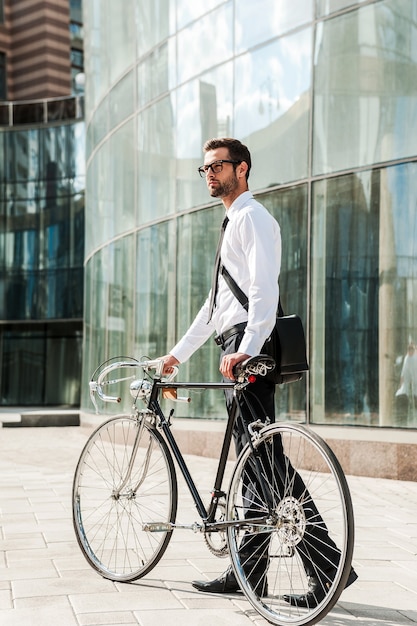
[203, 137, 251, 181]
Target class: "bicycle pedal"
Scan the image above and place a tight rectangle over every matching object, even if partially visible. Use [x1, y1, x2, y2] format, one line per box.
[142, 522, 173, 532]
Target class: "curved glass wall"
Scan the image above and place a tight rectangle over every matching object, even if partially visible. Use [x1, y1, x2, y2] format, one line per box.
[83, 0, 417, 430]
[0, 110, 85, 406]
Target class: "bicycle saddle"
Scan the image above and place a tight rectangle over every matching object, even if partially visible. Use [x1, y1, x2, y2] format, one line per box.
[234, 354, 276, 380]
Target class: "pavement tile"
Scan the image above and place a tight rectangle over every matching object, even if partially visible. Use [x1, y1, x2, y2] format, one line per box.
[77, 612, 138, 625]
[0, 589, 12, 610]
[0, 605, 79, 626]
[0, 565, 58, 582]
[133, 607, 254, 626]
[0, 536, 46, 551]
[11, 576, 116, 599]
[6, 543, 80, 563]
[14, 595, 71, 609]
[69, 588, 183, 613]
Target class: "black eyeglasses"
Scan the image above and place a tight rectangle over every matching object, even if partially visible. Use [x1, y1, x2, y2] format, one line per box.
[198, 159, 241, 178]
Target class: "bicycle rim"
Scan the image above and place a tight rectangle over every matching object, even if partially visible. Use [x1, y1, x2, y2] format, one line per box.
[72, 414, 177, 581]
[226, 423, 354, 626]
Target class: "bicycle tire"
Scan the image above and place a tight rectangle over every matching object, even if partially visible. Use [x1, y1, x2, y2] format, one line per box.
[226, 422, 354, 626]
[72, 414, 178, 582]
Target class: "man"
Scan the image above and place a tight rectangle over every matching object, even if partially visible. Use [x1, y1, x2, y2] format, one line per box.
[161, 137, 356, 605]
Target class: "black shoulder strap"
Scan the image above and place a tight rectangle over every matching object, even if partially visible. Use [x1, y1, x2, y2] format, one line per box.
[220, 264, 284, 316]
[221, 265, 249, 311]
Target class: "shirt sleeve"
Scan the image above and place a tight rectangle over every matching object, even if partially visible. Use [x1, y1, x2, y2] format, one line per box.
[170, 297, 215, 363]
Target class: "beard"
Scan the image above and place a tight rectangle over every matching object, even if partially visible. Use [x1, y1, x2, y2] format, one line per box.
[209, 171, 239, 198]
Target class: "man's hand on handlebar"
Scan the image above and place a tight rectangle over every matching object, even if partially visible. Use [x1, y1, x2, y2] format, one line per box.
[220, 352, 251, 381]
[159, 354, 180, 376]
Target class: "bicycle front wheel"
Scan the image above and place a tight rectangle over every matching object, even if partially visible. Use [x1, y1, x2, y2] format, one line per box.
[73, 414, 177, 582]
[226, 423, 354, 626]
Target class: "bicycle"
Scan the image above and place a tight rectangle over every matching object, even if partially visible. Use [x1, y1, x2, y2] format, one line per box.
[72, 355, 355, 626]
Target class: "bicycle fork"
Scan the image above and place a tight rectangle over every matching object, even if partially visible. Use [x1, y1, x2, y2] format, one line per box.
[111, 413, 151, 499]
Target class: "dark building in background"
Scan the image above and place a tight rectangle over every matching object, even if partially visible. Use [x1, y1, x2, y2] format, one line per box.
[0, 0, 85, 408]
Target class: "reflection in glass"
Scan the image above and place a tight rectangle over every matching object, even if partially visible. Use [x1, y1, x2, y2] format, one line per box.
[107, 0, 135, 84]
[260, 186, 308, 421]
[135, 0, 174, 57]
[109, 71, 134, 128]
[176, 0, 225, 30]
[174, 207, 226, 419]
[137, 98, 175, 223]
[135, 224, 170, 360]
[316, 0, 359, 17]
[83, 0, 109, 107]
[235, 0, 312, 53]
[311, 163, 417, 428]
[176, 63, 233, 211]
[235, 28, 311, 188]
[0, 323, 82, 406]
[82, 250, 108, 406]
[137, 42, 171, 109]
[108, 120, 135, 230]
[106, 236, 135, 361]
[313, 0, 417, 175]
[1, 123, 85, 321]
[177, 3, 233, 84]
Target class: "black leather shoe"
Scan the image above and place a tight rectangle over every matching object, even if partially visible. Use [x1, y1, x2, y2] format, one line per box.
[192, 567, 239, 593]
[283, 567, 358, 608]
[192, 566, 268, 596]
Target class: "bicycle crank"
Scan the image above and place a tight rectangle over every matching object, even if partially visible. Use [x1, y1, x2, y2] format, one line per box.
[142, 521, 203, 533]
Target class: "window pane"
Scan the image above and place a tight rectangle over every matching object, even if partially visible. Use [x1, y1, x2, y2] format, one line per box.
[177, 3, 233, 84]
[235, 0, 313, 53]
[176, 0, 226, 30]
[174, 207, 226, 418]
[0, 323, 82, 406]
[316, 0, 361, 18]
[137, 98, 175, 222]
[260, 185, 308, 421]
[44, 329, 82, 404]
[109, 120, 135, 230]
[83, 251, 108, 402]
[135, 223, 171, 367]
[311, 163, 417, 428]
[106, 236, 135, 365]
[107, 0, 135, 84]
[175, 63, 233, 212]
[235, 29, 312, 188]
[135, 0, 174, 57]
[109, 70, 134, 128]
[137, 41, 173, 109]
[313, 0, 417, 175]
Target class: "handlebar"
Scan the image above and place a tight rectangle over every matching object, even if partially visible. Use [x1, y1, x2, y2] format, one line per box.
[89, 357, 178, 412]
[89, 354, 276, 413]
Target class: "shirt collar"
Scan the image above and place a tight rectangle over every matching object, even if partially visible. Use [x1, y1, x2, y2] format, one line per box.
[226, 190, 253, 219]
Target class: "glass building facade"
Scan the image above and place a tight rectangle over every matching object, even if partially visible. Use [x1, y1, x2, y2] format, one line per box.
[82, 0, 417, 430]
[0, 97, 85, 406]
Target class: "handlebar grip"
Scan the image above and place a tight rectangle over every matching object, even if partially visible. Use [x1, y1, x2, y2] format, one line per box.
[89, 381, 121, 404]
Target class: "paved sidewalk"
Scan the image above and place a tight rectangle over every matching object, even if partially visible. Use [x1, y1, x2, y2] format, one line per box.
[0, 425, 417, 626]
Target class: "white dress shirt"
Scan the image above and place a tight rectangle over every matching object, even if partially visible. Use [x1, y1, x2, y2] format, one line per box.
[171, 190, 281, 363]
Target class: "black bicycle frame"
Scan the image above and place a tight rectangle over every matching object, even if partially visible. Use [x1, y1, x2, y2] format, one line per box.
[148, 378, 272, 525]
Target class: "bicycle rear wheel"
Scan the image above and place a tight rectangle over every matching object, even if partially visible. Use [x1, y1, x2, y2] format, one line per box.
[73, 414, 177, 582]
[226, 422, 354, 626]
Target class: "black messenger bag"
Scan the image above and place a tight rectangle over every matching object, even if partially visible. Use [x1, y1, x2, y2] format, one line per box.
[220, 265, 309, 384]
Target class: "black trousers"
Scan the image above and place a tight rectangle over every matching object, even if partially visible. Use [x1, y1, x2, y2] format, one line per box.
[221, 330, 341, 578]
